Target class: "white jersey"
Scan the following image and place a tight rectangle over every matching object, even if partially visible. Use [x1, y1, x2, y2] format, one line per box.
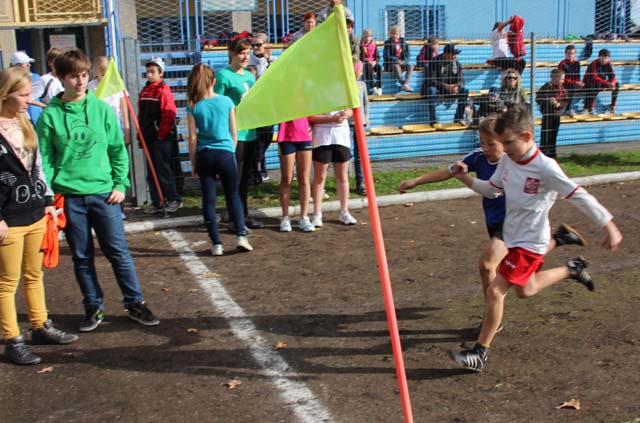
[471, 148, 613, 254]
[491, 29, 509, 59]
[312, 111, 351, 148]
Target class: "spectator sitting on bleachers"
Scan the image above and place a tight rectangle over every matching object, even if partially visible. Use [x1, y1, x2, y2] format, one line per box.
[537, 68, 568, 159]
[558, 44, 584, 116]
[422, 44, 468, 125]
[289, 12, 316, 45]
[249, 33, 273, 78]
[582, 48, 619, 114]
[497, 68, 528, 109]
[383, 25, 414, 92]
[416, 36, 439, 68]
[316, 0, 353, 24]
[360, 28, 382, 95]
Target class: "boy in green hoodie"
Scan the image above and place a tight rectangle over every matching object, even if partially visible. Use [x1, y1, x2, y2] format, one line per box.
[36, 49, 159, 331]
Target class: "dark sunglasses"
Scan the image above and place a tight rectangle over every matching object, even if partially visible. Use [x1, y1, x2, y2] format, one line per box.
[253, 43, 263, 47]
[505, 76, 518, 80]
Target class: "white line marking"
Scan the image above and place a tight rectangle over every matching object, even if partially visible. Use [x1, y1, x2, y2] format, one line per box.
[162, 230, 334, 423]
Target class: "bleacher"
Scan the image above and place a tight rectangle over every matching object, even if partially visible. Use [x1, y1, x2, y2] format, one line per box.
[140, 39, 640, 173]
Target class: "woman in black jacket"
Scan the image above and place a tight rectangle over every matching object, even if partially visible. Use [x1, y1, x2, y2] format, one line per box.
[0, 67, 77, 365]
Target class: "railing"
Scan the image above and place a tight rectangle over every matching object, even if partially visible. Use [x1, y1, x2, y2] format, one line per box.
[0, 0, 104, 27]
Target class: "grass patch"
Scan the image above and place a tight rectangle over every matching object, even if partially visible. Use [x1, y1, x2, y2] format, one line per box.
[181, 150, 640, 211]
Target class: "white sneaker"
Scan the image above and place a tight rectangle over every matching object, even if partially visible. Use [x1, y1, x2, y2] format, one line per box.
[311, 212, 323, 228]
[212, 244, 224, 256]
[280, 216, 292, 232]
[298, 216, 315, 232]
[236, 236, 253, 252]
[339, 210, 357, 225]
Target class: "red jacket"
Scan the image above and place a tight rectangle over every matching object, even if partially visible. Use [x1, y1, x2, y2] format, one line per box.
[138, 79, 177, 143]
[583, 59, 617, 86]
[508, 15, 526, 59]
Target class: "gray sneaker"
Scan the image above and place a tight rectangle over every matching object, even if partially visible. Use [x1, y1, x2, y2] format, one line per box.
[4, 335, 41, 365]
[298, 216, 315, 232]
[166, 200, 183, 213]
[31, 319, 78, 345]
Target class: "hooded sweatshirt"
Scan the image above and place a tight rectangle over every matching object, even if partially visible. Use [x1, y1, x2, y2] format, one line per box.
[35, 90, 130, 195]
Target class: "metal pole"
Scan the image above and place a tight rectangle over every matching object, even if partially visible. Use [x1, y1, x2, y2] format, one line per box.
[530, 32, 536, 116]
[106, 0, 118, 64]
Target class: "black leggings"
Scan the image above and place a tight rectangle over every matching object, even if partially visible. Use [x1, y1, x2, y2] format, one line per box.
[235, 141, 257, 217]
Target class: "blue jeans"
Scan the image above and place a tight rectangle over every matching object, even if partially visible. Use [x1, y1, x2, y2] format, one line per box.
[350, 127, 364, 187]
[64, 193, 145, 309]
[424, 85, 469, 124]
[196, 148, 246, 245]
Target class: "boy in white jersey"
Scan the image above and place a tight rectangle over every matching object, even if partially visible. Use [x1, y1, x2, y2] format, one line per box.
[448, 107, 623, 372]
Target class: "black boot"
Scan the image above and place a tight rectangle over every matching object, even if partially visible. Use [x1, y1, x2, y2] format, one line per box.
[568, 256, 594, 291]
[554, 223, 587, 246]
[4, 335, 41, 365]
[31, 319, 79, 345]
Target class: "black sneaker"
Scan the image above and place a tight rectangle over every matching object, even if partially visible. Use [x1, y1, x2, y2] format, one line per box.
[4, 335, 41, 365]
[31, 319, 79, 345]
[448, 344, 488, 372]
[554, 223, 587, 247]
[355, 185, 367, 196]
[245, 217, 264, 229]
[127, 302, 160, 326]
[568, 256, 594, 291]
[78, 307, 104, 332]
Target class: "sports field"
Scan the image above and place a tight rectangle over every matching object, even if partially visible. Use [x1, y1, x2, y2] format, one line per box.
[2, 181, 639, 423]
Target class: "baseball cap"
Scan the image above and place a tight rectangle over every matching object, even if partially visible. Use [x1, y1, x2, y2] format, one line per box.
[10, 51, 35, 65]
[443, 44, 461, 55]
[145, 57, 165, 72]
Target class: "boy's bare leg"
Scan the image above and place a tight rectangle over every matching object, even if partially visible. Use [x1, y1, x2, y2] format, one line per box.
[478, 237, 508, 301]
[478, 275, 511, 347]
[515, 266, 571, 298]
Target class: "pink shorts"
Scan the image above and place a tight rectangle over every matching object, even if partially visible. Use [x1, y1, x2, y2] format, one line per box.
[499, 247, 545, 286]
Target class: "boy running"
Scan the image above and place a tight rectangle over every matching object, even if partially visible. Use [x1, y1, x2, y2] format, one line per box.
[448, 107, 622, 372]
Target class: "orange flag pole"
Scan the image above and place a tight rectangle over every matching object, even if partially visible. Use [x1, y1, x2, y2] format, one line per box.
[353, 107, 414, 423]
[123, 91, 165, 209]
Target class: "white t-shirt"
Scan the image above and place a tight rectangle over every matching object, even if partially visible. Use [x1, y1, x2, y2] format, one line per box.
[491, 29, 510, 59]
[31, 73, 63, 105]
[312, 111, 351, 148]
[88, 78, 127, 132]
[471, 148, 612, 254]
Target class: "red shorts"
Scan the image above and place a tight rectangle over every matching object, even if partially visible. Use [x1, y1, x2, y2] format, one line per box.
[499, 247, 545, 286]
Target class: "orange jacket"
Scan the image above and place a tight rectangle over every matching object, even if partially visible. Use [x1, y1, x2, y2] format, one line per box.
[41, 194, 66, 268]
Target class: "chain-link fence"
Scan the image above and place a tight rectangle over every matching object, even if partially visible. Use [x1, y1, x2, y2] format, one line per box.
[595, 0, 639, 38]
[135, 0, 191, 50]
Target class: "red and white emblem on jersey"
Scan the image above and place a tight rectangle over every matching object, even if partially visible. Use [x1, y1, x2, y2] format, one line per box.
[523, 177, 540, 194]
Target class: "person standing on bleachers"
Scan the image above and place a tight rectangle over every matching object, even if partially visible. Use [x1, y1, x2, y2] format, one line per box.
[423, 44, 468, 125]
[536, 69, 568, 159]
[360, 28, 382, 95]
[316, 0, 353, 24]
[383, 25, 414, 92]
[582, 49, 619, 114]
[557, 45, 584, 116]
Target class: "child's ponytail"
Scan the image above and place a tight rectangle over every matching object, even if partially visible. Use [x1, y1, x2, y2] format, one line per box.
[187, 63, 216, 109]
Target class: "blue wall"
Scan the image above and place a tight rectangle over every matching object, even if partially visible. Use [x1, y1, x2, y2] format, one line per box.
[351, 0, 595, 40]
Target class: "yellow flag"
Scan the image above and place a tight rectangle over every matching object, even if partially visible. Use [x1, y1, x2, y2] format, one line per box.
[236, 5, 360, 130]
[95, 58, 125, 99]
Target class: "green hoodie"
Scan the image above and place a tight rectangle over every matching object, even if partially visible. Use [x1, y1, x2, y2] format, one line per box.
[36, 90, 130, 195]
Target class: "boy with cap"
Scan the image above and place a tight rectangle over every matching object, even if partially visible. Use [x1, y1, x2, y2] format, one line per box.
[583, 48, 619, 114]
[10, 51, 42, 124]
[423, 44, 468, 124]
[138, 57, 182, 214]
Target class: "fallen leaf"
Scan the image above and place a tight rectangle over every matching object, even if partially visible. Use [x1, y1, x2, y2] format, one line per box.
[37, 367, 54, 374]
[275, 341, 287, 350]
[404, 202, 414, 207]
[202, 272, 220, 279]
[222, 379, 242, 390]
[161, 287, 170, 292]
[187, 328, 199, 333]
[556, 398, 581, 410]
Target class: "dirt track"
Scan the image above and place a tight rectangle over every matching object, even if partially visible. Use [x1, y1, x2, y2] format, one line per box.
[2, 181, 640, 423]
